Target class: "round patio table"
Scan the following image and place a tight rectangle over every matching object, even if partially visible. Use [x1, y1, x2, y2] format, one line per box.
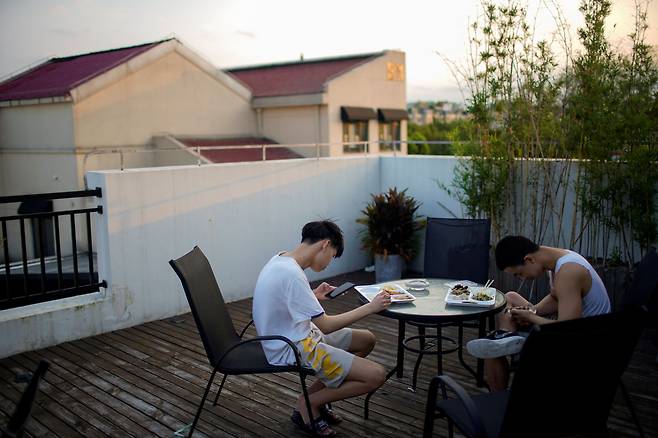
[358, 278, 506, 419]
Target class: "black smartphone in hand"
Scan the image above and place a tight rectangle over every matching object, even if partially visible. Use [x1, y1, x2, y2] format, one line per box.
[327, 282, 355, 299]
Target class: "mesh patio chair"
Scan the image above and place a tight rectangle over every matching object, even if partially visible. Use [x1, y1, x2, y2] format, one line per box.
[408, 218, 491, 390]
[1, 360, 49, 438]
[169, 246, 315, 437]
[422, 307, 647, 438]
[614, 246, 658, 438]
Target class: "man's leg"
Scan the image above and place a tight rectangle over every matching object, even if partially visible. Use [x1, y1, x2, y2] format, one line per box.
[305, 328, 376, 395]
[483, 291, 529, 391]
[498, 291, 530, 331]
[347, 328, 376, 357]
[484, 357, 510, 391]
[297, 356, 386, 423]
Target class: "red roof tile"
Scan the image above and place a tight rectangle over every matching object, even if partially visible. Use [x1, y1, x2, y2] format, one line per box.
[0, 40, 168, 102]
[226, 53, 381, 98]
[180, 137, 303, 163]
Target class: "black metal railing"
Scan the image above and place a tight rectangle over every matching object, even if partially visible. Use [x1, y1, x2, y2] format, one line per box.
[0, 188, 107, 310]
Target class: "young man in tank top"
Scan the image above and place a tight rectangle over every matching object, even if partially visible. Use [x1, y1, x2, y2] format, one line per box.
[467, 235, 611, 391]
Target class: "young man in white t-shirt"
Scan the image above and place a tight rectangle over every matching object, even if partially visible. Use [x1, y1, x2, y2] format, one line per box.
[252, 220, 391, 437]
[467, 235, 611, 391]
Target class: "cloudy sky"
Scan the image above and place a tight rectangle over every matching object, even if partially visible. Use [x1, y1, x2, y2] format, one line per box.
[1, 0, 656, 103]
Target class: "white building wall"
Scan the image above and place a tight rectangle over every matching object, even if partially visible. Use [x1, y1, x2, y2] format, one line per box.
[74, 50, 256, 148]
[0, 103, 74, 149]
[326, 51, 407, 156]
[260, 105, 327, 158]
[0, 103, 80, 260]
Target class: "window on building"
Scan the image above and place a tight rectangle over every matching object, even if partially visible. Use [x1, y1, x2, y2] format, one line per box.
[340, 107, 376, 153]
[342, 121, 369, 153]
[377, 108, 408, 153]
[379, 121, 401, 152]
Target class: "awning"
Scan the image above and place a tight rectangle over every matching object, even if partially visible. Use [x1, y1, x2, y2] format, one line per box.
[378, 108, 409, 122]
[341, 106, 377, 122]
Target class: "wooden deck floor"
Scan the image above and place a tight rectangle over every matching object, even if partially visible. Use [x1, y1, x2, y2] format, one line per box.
[1, 271, 657, 437]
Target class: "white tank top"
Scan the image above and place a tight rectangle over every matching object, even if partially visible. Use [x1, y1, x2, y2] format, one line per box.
[549, 250, 611, 316]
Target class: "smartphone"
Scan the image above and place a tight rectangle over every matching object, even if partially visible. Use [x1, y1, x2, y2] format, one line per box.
[327, 282, 355, 299]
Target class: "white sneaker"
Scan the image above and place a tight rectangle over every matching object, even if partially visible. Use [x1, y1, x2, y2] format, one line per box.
[466, 330, 526, 359]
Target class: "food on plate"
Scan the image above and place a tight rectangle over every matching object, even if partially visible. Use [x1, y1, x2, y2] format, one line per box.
[449, 284, 470, 297]
[472, 291, 493, 301]
[381, 285, 404, 295]
[392, 295, 414, 301]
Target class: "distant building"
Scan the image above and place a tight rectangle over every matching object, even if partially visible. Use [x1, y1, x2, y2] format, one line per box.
[407, 100, 468, 125]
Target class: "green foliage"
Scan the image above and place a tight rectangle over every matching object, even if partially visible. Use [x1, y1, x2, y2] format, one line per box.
[440, 0, 657, 263]
[407, 120, 472, 155]
[356, 187, 425, 261]
[570, 0, 658, 259]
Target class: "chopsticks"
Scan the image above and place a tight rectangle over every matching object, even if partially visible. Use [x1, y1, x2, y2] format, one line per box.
[483, 279, 494, 289]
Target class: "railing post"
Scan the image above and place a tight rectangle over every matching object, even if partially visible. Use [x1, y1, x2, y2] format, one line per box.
[262, 145, 266, 161]
[197, 146, 201, 166]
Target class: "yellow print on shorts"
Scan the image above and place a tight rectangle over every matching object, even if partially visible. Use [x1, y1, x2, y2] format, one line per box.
[301, 336, 344, 380]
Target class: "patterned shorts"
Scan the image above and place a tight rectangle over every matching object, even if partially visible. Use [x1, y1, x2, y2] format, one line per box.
[296, 327, 354, 388]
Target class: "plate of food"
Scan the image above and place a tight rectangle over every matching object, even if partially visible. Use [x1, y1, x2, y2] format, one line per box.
[355, 284, 416, 303]
[445, 286, 496, 307]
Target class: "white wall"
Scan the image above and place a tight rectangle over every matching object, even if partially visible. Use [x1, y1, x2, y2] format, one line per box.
[0, 103, 74, 149]
[261, 105, 327, 158]
[74, 50, 256, 148]
[6, 155, 630, 358]
[0, 156, 386, 358]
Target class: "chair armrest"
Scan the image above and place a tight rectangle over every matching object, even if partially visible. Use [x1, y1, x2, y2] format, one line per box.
[216, 335, 309, 374]
[425, 375, 486, 438]
[239, 319, 254, 338]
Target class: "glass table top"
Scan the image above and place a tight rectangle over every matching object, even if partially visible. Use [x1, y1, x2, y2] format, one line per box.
[359, 278, 507, 322]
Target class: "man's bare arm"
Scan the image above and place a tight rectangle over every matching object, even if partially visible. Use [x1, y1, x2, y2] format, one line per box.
[552, 263, 587, 321]
[311, 292, 390, 334]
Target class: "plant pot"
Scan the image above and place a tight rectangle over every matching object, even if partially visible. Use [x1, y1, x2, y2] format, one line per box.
[374, 254, 405, 283]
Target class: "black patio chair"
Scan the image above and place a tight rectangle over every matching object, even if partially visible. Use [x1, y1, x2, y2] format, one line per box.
[408, 218, 491, 390]
[615, 246, 658, 438]
[422, 307, 647, 438]
[1, 360, 49, 438]
[169, 246, 315, 437]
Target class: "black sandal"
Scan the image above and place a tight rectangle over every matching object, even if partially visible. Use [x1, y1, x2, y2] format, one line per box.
[291, 409, 337, 437]
[320, 404, 342, 425]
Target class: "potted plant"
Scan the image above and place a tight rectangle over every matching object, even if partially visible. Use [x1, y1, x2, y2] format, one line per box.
[357, 187, 425, 282]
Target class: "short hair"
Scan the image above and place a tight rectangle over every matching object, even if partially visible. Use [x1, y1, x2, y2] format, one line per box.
[301, 220, 344, 257]
[495, 235, 540, 270]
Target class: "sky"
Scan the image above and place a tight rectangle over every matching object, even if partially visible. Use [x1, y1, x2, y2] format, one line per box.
[1, 0, 656, 103]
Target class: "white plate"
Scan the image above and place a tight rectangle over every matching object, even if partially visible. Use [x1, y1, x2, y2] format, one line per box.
[445, 286, 496, 307]
[355, 284, 416, 303]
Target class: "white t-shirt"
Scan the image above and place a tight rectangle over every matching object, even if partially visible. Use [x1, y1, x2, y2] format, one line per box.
[252, 254, 325, 365]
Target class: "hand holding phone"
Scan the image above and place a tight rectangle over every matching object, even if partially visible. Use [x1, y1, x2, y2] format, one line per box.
[327, 282, 355, 299]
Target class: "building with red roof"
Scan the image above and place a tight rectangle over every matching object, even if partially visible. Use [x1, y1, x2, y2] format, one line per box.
[0, 38, 407, 197]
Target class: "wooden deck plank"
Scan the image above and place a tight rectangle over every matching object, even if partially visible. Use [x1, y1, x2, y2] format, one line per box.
[1, 270, 656, 437]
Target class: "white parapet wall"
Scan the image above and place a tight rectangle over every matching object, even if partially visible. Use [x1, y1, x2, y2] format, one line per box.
[4, 155, 612, 358]
[0, 155, 468, 358]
